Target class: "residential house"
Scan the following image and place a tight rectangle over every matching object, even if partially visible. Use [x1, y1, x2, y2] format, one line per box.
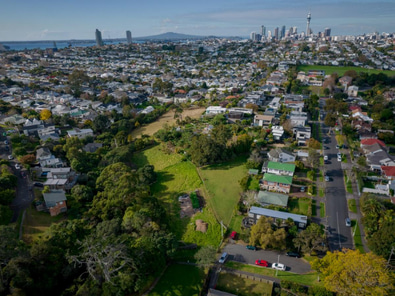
[67, 128, 94, 139]
[262, 161, 295, 176]
[339, 75, 353, 87]
[348, 85, 359, 97]
[256, 191, 289, 208]
[381, 166, 395, 180]
[141, 106, 154, 114]
[22, 118, 44, 136]
[254, 114, 273, 127]
[271, 126, 284, 141]
[293, 126, 311, 146]
[36, 147, 63, 168]
[42, 167, 78, 191]
[83, 142, 103, 153]
[267, 147, 296, 163]
[289, 111, 308, 127]
[261, 173, 292, 194]
[37, 125, 60, 141]
[43, 190, 67, 216]
[205, 106, 227, 115]
[248, 206, 307, 229]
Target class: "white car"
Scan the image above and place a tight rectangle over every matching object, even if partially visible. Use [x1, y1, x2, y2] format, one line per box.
[8, 155, 13, 160]
[324, 155, 328, 161]
[15, 163, 21, 170]
[272, 263, 286, 271]
[219, 252, 228, 264]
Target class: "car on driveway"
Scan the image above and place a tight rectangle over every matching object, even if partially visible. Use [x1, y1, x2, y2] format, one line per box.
[272, 263, 286, 271]
[8, 155, 13, 160]
[336, 145, 340, 149]
[230, 231, 237, 239]
[246, 245, 256, 251]
[34, 182, 44, 187]
[286, 252, 301, 258]
[255, 260, 268, 267]
[219, 252, 228, 264]
[15, 163, 21, 170]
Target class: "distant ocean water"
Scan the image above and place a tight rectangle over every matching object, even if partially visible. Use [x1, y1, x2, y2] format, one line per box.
[0, 40, 139, 51]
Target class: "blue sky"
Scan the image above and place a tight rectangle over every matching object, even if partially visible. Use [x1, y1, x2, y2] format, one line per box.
[0, 0, 394, 41]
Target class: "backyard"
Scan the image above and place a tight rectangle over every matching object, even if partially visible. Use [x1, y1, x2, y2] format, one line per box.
[148, 264, 206, 296]
[216, 272, 273, 296]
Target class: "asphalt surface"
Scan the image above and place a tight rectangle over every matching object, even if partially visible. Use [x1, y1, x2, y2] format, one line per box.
[320, 102, 353, 251]
[1, 129, 32, 223]
[222, 243, 312, 274]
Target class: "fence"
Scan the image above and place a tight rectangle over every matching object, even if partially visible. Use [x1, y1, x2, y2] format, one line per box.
[362, 187, 389, 196]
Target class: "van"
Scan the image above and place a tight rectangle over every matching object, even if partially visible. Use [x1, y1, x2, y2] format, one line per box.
[219, 252, 228, 263]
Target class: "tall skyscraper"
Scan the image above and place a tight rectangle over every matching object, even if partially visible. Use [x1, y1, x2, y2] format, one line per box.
[324, 28, 331, 37]
[250, 32, 256, 41]
[261, 25, 266, 38]
[281, 25, 286, 39]
[126, 30, 132, 44]
[274, 27, 279, 40]
[95, 29, 104, 46]
[306, 12, 311, 37]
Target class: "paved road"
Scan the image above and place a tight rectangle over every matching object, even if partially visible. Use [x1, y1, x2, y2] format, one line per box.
[0, 129, 32, 223]
[319, 103, 353, 251]
[222, 243, 311, 274]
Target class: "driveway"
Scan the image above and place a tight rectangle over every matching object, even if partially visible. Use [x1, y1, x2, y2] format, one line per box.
[222, 243, 312, 274]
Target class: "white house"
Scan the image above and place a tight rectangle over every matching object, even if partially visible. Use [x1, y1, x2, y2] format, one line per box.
[67, 128, 94, 139]
[205, 106, 227, 115]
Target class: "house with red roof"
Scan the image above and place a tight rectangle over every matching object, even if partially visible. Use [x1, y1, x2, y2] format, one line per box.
[360, 138, 386, 148]
[381, 166, 395, 180]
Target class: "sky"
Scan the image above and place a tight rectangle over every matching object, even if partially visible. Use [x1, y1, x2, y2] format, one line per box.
[0, 0, 394, 41]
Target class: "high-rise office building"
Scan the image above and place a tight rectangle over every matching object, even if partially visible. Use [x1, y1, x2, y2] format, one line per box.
[126, 30, 132, 44]
[274, 27, 279, 40]
[250, 32, 256, 41]
[324, 28, 331, 37]
[280, 25, 286, 39]
[261, 25, 266, 38]
[95, 29, 104, 46]
[306, 12, 311, 37]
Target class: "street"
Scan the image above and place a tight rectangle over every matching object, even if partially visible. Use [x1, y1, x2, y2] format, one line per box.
[222, 243, 312, 274]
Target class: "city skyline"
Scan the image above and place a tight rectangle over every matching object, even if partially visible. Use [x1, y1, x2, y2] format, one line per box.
[0, 0, 394, 41]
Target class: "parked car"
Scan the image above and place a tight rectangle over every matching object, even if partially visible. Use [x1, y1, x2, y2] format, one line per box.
[272, 263, 286, 271]
[342, 144, 348, 149]
[21, 171, 26, 178]
[34, 182, 44, 187]
[286, 252, 301, 258]
[218, 252, 228, 264]
[246, 245, 256, 251]
[324, 155, 328, 161]
[336, 145, 340, 149]
[300, 186, 305, 192]
[255, 260, 268, 267]
[5, 145, 9, 151]
[4, 140, 8, 145]
[7, 155, 13, 160]
[345, 218, 351, 227]
[325, 175, 330, 182]
[15, 163, 21, 170]
[230, 231, 237, 240]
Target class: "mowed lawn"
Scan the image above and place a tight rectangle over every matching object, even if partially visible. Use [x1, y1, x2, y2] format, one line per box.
[148, 264, 205, 296]
[199, 156, 247, 226]
[23, 206, 65, 243]
[297, 65, 395, 76]
[132, 107, 205, 138]
[216, 272, 273, 296]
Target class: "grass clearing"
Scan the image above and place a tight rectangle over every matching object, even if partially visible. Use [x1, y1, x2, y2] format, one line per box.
[216, 272, 273, 296]
[22, 206, 65, 243]
[348, 199, 357, 213]
[297, 65, 395, 76]
[148, 264, 205, 296]
[320, 202, 325, 218]
[352, 220, 365, 254]
[225, 261, 321, 287]
[132, 108, 205, 138]
[131, 145, 183, 171]
[288, 197, 312, 216]
[199, 156, 247, 226]
[319, 187, 325, 197]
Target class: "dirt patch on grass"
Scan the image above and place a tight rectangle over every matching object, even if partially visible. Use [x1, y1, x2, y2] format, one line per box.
[132, 107, 205, 138]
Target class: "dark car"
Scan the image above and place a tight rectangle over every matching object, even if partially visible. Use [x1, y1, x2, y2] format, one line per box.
[21, 171, 26, 178]
[34, 182, 44, 187]
[286, 252, 301, 258]
[5, 145, 9, 151]
[246, 245, 256, 251]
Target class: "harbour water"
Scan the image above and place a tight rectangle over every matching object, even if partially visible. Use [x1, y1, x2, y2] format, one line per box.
[0, 39, 130, 51]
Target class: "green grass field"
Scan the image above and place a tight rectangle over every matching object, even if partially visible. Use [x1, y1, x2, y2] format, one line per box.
[132, 145, 183, 171]
[148, 264, 205, 296]
[352, 220, 365, 254]
[199, 156, 247, 226]
[297, 65, 395, 77]
[320, 202, 325, 218]
[216, 272, 273, 296]
[288, 197, 312, 216]
[348, 199, 357, 213]
[225, 261, 321, 287]
[22, 206, 65, 243]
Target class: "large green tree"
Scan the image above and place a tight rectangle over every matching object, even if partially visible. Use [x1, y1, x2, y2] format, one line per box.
[312, 249, 394, 296]
[293, 223, 327, 255]
[249, 216, 286, 250]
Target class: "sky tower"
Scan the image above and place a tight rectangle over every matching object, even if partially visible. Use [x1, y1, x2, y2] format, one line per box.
[306, 11, 311, 36]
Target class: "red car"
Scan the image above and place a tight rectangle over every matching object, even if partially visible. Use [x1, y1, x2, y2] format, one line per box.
[230, 231, 237, 239]
[255, 259, 268, 267]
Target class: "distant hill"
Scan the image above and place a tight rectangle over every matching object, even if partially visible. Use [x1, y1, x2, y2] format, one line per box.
[134, 32, 209, 41]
